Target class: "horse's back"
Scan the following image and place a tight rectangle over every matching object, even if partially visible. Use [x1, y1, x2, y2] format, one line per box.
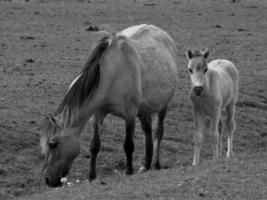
[119, 25, 178, 113]
[209, 59, 239, 102]
[121, 24, 176, 58]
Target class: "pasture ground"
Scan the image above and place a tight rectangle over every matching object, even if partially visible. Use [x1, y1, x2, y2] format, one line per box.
[0, 0, 266, 199]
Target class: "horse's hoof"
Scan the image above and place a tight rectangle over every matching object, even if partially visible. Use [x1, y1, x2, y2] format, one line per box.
[153, 162, 161, 170]
[137, 165, 148, 174]
[88, 173, 96, 182]
[125, 168, 134, 175]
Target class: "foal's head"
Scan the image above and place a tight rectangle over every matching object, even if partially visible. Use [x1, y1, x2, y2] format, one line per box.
[40, 115, 80, 187]
[186, 48, 209, 96]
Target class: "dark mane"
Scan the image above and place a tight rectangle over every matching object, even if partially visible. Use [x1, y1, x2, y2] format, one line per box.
[54, 35, 111, 125]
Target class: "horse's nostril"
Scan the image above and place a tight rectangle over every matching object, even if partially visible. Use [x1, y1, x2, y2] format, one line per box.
[45, 177, 50, 185]
[194, 86, 203, 95]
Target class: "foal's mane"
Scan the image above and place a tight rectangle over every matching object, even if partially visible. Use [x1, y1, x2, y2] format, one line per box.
[54, 35, 111, 126]
[190, 50, 203, 58]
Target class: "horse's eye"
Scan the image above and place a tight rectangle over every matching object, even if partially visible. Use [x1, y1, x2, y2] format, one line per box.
[189, 68, 193, 74]
[204, 68, 208, 73]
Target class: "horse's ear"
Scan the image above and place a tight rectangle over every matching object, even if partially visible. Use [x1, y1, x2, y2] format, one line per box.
[45, 114, 56, 124]
[45, 114, 63, 128]
[49, 136, 60, 149]
[202, 48, 209, 59]
[186, 48, 193, 60]
[54, 116, 63, 128]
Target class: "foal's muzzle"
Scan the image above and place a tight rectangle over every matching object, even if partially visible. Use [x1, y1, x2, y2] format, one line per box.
[194, 85, 204, 96]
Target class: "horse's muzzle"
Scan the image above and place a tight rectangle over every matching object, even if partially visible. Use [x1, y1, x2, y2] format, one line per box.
[45, 176, 62, 188]
[193, 86, 204, 96]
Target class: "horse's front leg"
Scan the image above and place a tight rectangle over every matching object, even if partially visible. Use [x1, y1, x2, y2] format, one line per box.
[89, 113, 104, 181]
[124, 110, 137, 175]
[192, 108, 205, 166]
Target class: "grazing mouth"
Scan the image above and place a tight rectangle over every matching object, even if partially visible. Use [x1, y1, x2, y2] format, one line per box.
[45, 177, 62, 188]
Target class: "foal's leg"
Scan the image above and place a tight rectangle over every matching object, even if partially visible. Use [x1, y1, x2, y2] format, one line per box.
[124, 111, 137, 175]
[138, 114, 153, 172]
[89, 113, 104, 181]
[192, 108, 205, 166]
[210, 109, 221, 162]
[153, 107, 167, 169]
[225, 102, 236, 158]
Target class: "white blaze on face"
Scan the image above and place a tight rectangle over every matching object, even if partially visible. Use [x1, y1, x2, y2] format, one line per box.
[190, 72, 205, 88]
[188, 61, 205, 88]
[68, 75, 81, 91]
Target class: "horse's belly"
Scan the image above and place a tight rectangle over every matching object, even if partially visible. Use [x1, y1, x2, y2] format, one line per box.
[131, 36, 178, 113]
[139, 84, 175, 113]
[139, 61, 177, 112]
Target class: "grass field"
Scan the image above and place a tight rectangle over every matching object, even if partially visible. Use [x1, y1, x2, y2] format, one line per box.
[0, 0, 266, 199]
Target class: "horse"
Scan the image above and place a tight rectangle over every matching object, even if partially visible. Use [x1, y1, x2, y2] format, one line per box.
[185, 48, 239, 166]
[40, 24, 178, 187]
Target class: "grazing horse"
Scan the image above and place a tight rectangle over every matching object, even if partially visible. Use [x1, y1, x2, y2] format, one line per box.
[185, 48, 239, 166]
[40, 24, 178, 187]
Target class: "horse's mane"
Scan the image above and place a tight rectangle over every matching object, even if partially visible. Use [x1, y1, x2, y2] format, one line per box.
[54, 35, 111, 126]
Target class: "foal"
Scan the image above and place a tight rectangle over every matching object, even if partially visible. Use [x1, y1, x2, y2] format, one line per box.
[186, 48, 239, 166]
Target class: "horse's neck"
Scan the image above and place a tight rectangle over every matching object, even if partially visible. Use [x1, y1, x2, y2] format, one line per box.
[62, 125, 84, 138]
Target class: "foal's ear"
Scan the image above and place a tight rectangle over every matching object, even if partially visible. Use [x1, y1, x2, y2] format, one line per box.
[202, 48, 209, 59]
[186, 48, 193, 60]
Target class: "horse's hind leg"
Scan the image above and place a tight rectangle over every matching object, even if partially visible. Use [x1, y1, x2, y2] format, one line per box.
[138, 114, 153, 172]
[225, 102, 236, 158]
[124, 110, 137, 175]
[153, 107, 167, 170]
[218, 118, 223, 158]
[89, 113, 104, 181]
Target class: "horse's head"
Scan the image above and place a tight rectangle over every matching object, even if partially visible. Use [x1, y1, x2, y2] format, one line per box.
[40, 114, 80, 187]
[186, 48, 209, 96]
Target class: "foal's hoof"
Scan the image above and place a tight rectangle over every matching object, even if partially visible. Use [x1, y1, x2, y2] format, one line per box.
[226, 151, 235, 159]
[137, 165, 148, 174]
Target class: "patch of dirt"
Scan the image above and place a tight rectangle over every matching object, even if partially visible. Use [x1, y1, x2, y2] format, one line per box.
[0, 0, 266, 199]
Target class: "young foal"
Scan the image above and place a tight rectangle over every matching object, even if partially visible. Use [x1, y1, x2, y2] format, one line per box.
[186, 48, 239, 166]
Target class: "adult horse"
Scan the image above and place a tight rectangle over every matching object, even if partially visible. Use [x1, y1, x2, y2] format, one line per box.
[185, 48, 239, 166]
[40, 24, 178, 187]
